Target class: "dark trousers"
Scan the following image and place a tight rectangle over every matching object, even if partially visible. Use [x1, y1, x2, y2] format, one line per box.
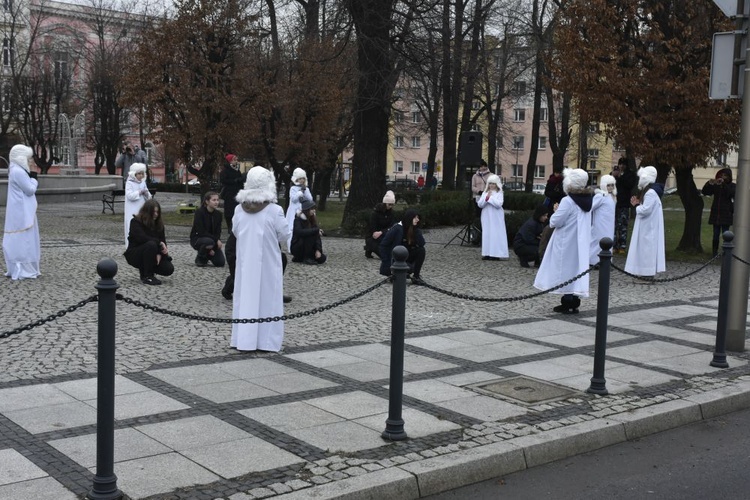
[291, 234, 326, 263]
[125, 241, 174, 279]
[222, 233, 286, 295]
[192, 237, 226, 267]
[406, 246, 425, 277]
[712, 224, 730, 255]
[614, 207, 630, 250]
[224, 200, 238, 234]
[365, 235, 384, 257]
[514, 243, 539, 263]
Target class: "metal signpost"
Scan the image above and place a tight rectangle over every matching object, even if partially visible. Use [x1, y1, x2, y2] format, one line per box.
[711, 0, 750, 351]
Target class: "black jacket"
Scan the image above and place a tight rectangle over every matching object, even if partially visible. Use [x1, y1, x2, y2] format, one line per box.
[379, 223, 425, 276]
[702, 181, 735, 226]
[368, 204, 395, 234]
[220, 164, 246, 202]
[190, 206, 223, 246]
[513, 217, 545, 250]
[614, 168, 637, 208]
[125, 219, 167, 258]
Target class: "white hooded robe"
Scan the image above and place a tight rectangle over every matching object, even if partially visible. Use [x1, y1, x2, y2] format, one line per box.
[534, 195, 591, 297]
[124, 175, 151, 246]
[231, 202, 291, 351]
[624, 189, 666, 276]
[477, 190, 508, 258]
[589, 193, 615, 266]
[3, 150, 40, 280]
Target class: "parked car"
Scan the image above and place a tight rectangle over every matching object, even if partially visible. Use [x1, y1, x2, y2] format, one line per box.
[503, 181, 525, 192]
[664, 187, 677, 196]
[532, 184, 546, 195]
[386, 178, 419, 192]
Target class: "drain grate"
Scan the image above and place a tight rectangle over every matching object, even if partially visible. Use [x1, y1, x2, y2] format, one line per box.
[470, 376, 576, 405]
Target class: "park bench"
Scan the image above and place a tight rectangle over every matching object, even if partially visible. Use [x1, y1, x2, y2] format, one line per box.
[101, 189, 156, 214]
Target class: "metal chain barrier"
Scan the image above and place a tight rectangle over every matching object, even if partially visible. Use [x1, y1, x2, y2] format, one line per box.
[732, 254, 750, 267]
[417, 268, 592, 302]
[0, 295, 99, 339]
[610, 252, 722, 283]
[117, 278, 389, 323]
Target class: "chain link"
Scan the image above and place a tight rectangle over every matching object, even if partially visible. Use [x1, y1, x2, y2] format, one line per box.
[0, 295, 98, 340]
[418, 268, 592, 302]
[611, 252, 722, 283]
[732, 254, 750, 267]
[117, 279, 389, 323]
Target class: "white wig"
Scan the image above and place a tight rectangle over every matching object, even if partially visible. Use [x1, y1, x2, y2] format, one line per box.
[562, 168, 588, 194]
[485, 174, 502, 191]
[9, 144, 33, 173]
[236, 166, 276, 204]
[291, 167, 307, 184]
[598, 174, 617, 196]
[637, 166, 657, 189]
[127, 162, 147, 180]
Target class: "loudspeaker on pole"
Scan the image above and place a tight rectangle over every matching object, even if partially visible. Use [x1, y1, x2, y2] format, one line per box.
[458, 131, 483, 167]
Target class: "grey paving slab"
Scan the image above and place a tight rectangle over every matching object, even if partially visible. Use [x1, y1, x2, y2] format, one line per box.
[335, 343, 416, 362]
[274, 467, 418, 500]
[402, 354, 459, 373]
[353, 407, 461, 438]
[48, 428, 171, 468]
[535, 329, 634, 347]
[400, 379, 477, 403]
[436, 370, 504, 387]
[306, 391, 390, 419]
[321, 360, 392, 382]
[687, 320, 718, 331]
[644, 352, 746, 375]
[136, 415, 252, 451]
[405, 336, 476, 352]
[53, 375, 149, 400]
[287, 421, 389, 453]
[0, 384, 76, 412]
[180, 437, 304, 479]
[248, 372, 339, 394]
[436, 395, 528, 421]
[3, 401, 98, 434]
[439, 329, 513, 345]
[634, 323, 716, 346]
[285, 349, 369, 368]
[491, 319, 592, 338]
[238, 401, 344, 432]
[146, 364, 238, 388]
[109, 452, 219, 499]
[219, 358, 299, 379]
[0, 477, 77, 500]
[0, 448, 48, 485]
[88, 390, 190, 420]
[605, 364, 680, 386]
[182, 379, 280, 403]
[607, 340, 704, 362]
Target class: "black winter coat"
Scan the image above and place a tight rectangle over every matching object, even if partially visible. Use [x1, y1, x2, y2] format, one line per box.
[219, 164, 245, 202]
[368, 204, 395, 234]
[379, 223, 425, 276]
[702, 181, 735, 226]
[124, 219, 167, 259]
[614, 168, 637, 208]
[190, 206, 223, 246]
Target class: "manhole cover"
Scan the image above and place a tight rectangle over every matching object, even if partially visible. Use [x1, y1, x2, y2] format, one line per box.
[470, 376, 576, 405]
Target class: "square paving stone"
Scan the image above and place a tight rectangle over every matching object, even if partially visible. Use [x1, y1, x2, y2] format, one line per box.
[555, 373, 634, 394]
[402, 354, 458, 373]
[607, 341, 703, 362]
[0, 384, 76, 413]
[182, 379, 279, 403]
[322, 361, 392, 382]
[181, 437, 303, 478]
[53, 375, 149, 401]
[0, 449, 48, 485]
[634, 324, 716, 346]
[535, 328, 635, 348]
[111, 452, 219, 499]
[136, 415, 251, 451]
[306, 391, 390, 419]
[436, 395, 528, 421]
[249, 372, 338, 394]
[405, 336, 469, 352]
[238, 401, 344, 432]
[439, 330, 512, 345]
[354, 407, 461, 437]
[335, 343, 414, 362]
[4, 401, 97, 434]
[645, 352, 747, 375]
[287, 421, 389, 453]
[491, 319, 589, 338]
[49, 428, 171, 468]
[502, 360, 585, 381]
[146, 364, 238, 388]
[686, 321, 718, 331]
[606, 364, 680, 387]
[218, 358, 299, 379]
[0, 477, 77, 499]
[437, 371, 504, 387]
[83, 391, 190, 420]
[285, 350, 365, 368]
[400, 380, 476, 403]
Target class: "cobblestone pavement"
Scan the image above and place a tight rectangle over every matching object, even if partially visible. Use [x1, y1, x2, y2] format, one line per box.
[0, 194, 748, 500]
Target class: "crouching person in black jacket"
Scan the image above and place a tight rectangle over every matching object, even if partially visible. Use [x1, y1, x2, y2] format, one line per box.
[513, 204, 548, 268]
[191, 191, 225, 267]
[125, 200, 174, 285]
[291, 200, 327, 265]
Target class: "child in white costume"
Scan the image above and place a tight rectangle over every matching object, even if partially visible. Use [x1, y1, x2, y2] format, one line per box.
[624, 166, 666, 279]
[285, 167, 313, 251]
[3, 145, 40, 280]
[476, 174, 508, 260]
[589, 174, 616, 266]
[124, 163, 151, 246]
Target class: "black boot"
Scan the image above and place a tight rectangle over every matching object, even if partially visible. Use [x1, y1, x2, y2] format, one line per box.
[519, 258, 530, 268]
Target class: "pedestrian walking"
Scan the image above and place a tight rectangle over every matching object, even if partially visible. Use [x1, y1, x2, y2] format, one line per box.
[3, 144, 40, 280]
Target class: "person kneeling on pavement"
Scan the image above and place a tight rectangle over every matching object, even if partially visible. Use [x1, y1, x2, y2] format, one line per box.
[513, 204, 548, 268]
[364, 190, 396, 258]
[124, 199, 174, 285]
[191, 191, 225, 267]
[291, 199, 327, 265]
[379, 209, 426, 285]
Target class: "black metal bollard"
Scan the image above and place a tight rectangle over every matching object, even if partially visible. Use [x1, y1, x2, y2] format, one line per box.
[382, 246, 409, 441]
[711, 231, 734, 368]
[88, 259, 122, 500]
[588, 237, 613, 395]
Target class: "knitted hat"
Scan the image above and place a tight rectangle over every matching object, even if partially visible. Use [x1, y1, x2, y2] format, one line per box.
[562, 168, 588, 193]
[225, 154, 237, 163]
[291, 167, 307, 184]
[128, 163, 147, 180]
[485, 174, 502, 191]
[9, 144, 33, 173]
[382, 190, 396, 204]
[301, 199, 316, 211]
[637, 166, 657, 189]
[599, 174, 617, 196]
[236, 166, 276, 204]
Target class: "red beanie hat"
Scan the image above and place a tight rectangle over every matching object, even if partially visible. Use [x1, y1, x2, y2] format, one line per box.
[225, 154, 237, 163]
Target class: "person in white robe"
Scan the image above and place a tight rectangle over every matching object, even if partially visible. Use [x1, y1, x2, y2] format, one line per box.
[285, 167, 313, 252]
[476, 174, 508, 260]
[3, 145, 40, 280]
[624, 166, 666, 279]
[590, 174, 616, 266]
[124, 163, 151, 246]
[231, 166, 291, 352]
[534, 168, 593, 314]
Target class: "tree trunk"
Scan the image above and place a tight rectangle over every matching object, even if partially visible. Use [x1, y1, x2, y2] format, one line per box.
[675, 166, 704, 253]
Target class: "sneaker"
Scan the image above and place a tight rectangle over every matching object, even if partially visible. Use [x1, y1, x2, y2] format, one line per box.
[411, 275, 425, 285]
[221, 287, 232, 300]
[303, 258, 317, 265]
[195, 256, 208, 267]
[519, 259, 530, 268]
[142, 276, 162, 285]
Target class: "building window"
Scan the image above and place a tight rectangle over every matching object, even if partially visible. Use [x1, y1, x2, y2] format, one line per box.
[498, 110, 504, 123]
[411, 111, 421, 123]
[394, 160, 403, 173]
[715, 153, 728, 166]
[394, 136, 403, 148]
[411, 136, 420, 148]
[2, 37, 14, 67]
[497, 136, 503, 149]
[470, 123, 481, 132]
[512, 164, 523, 177]
[540, 108, 548, 122]
[393, 111, 403, 123]
[410, 161, 420, 174]
[513, 109, 525, 122]
[588, 149, 599, 158]
[588, 123, 600, 133]
[3, 0, 12, 12]
[54, 51, 69, 84]
[534, 165, 546, 178]
[512, 80, 526, 95]
[512, 136, 524, 150]
[538, 137, 547, 150]
[589, 160, 597, 170]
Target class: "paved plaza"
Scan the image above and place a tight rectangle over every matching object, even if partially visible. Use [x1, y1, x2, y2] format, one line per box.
[1, 193, 749, 499]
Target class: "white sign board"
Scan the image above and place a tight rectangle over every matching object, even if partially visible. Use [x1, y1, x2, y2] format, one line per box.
[713, 0, 739, 17]
[710, 32, 744, 99]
